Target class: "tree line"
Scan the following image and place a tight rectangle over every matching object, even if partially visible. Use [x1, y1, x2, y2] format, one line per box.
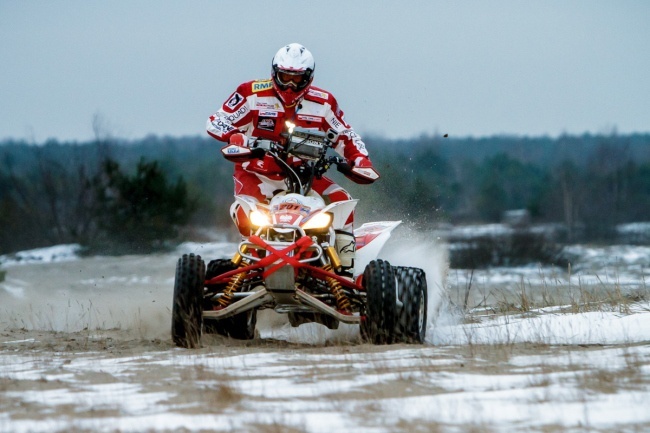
[1, 132, 649, 255]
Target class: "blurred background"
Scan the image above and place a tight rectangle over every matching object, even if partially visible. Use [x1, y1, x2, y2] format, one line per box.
[2, 1, 649, 260]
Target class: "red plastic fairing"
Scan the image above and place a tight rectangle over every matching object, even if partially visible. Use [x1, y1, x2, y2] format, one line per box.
[355, 232, 382, 250]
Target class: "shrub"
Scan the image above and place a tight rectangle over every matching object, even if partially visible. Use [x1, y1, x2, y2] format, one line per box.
[87, 158, 197, 254]
[449, 229, 565, 269]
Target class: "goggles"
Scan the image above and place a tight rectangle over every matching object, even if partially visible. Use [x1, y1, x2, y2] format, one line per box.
[276, 70, 308, 89]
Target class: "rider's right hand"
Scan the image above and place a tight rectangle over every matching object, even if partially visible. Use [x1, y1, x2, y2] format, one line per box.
[231, 133, 266, 158]
[221, 132, 254, 162]
[229, 132, 248, 147]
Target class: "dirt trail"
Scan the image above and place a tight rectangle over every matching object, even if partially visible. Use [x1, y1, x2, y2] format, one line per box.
[1, 254, 177, 339]
[3, 241, 650, 432]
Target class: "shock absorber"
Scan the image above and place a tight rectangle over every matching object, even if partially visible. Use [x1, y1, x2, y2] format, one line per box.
[217, 269, 246, 308]
[322, 264, 351, 312]
[217, 247, 248, 308]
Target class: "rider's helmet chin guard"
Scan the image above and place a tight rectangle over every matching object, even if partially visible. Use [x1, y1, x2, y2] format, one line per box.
[271, 43, 315, 107]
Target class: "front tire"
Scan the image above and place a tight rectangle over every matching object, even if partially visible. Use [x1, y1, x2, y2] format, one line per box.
[171, 254, 205, 348]
[395, 266, 428, 344]
[361, 259, 397, 344]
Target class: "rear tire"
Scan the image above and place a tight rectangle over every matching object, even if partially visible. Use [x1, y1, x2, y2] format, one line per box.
[171, 254, 205, 348]
[361, 259, 397, 344]
[209, 310, 257, 340]
[203, 259, 257, 340]
[394, 266, 428, 344]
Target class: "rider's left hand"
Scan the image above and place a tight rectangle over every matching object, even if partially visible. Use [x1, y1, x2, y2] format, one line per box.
[343, 156, 380, 184]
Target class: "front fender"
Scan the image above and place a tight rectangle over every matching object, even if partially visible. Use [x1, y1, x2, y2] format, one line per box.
[320, 199, 358, 230]
[232, 195, 264, 216]
[353, 221, 401, 275]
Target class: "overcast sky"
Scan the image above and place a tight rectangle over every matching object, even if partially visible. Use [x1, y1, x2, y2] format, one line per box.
[2, 1, 649, 143]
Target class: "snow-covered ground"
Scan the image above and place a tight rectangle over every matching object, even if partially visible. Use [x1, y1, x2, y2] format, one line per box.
[2, 329, 649, 433]
[1, 234, 650, 432]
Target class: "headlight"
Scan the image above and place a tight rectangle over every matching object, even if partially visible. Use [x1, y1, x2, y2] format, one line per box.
[250, 210, 271, 227]
[302, 212, 332, 230]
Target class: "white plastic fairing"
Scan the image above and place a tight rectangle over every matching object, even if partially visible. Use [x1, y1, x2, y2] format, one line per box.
[353, 221, 402, 276]
[320, 199, 358, 230]
[221, 144, 252, 159]
[270, 192, 325, 212]
[351, 166, 380, 182]
[233, 193, 357, 234]
[234, 195, 264, 215]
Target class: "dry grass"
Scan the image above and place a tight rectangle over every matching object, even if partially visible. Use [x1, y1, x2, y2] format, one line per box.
[2, 329, 650, 433]
[241, 421, 308, 433]
[452, 269, 649, 320]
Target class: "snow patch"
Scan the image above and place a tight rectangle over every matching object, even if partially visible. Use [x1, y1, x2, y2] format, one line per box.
[0, 244, 82, 267]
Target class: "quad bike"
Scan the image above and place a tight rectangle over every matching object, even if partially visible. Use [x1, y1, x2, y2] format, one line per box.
[172, 123, 428, 348]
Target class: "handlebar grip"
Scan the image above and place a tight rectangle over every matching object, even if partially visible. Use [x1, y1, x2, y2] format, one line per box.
[252, 139, 274, 151]
[250, 147, 266, 159]
[336, 160, 352, 175]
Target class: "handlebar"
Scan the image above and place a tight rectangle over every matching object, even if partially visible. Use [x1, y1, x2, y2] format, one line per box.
[249, 126, 336, 162]
[247, 126, 348, 195]
[250, 139, 277, 153]
[251, 139, 347, 168]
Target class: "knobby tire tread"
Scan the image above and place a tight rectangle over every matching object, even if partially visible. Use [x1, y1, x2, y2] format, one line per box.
[362, 259, 397, 344]
[171, 254, 205, 348]
[394, 266, 428, 344]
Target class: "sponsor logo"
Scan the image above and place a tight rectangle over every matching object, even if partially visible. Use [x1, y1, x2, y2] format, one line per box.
[225, 105, 249, 122]
[297, 114, 322, 123]
[275, 202, 310, 213]
[307, 89, 329, 99]
[226, 92, 244, 109]
[327, 114, 343, 130]
[303, 138, 322, 147]
[255, 101, 281, 110]
[279, 214, 293, 223]
[211, 118, 235, 134]
[339, 240, 356, 254]
[277, 198, 310, 214]
[258, 118, 275, 131]
[258, 110, 278, 118]
[227, 146, 245, 154]
[252, 80, 273, 93]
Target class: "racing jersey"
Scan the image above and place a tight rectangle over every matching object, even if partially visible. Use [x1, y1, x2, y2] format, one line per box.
[206, 79, 369, 164]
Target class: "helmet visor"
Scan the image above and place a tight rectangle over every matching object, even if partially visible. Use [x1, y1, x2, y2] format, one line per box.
[276, 70, 309, 90]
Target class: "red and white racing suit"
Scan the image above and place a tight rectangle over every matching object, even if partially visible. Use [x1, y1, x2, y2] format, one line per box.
[206, 78, 377, 234]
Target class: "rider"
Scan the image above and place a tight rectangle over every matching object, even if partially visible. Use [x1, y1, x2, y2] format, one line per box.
[206, 43, 379, 241]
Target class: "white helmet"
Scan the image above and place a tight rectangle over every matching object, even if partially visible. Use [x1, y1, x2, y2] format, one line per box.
[271, 43, 315, 107]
